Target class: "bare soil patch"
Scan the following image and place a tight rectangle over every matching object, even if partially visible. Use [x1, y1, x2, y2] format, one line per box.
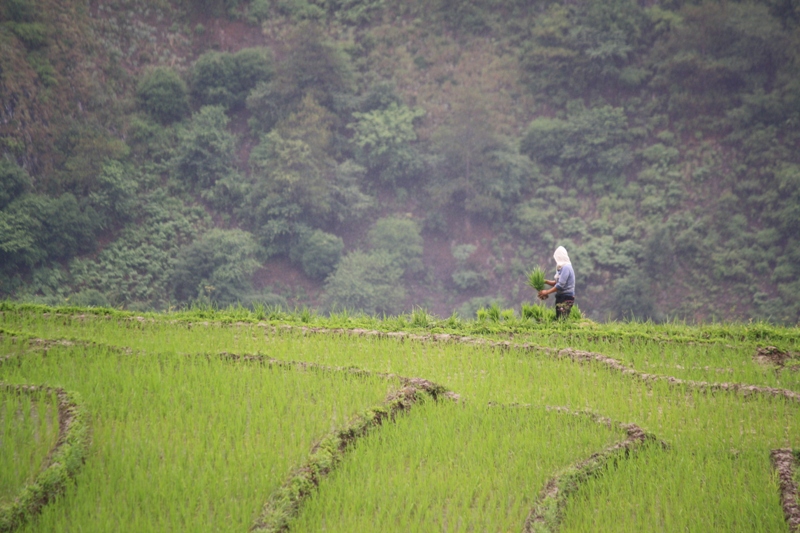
[755, 346, 798, 367]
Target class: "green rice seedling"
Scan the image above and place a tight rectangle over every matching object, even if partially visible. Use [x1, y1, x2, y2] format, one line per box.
[266, 305, 285, 320]
[570, 304, 582, 320]
[298, 306, 315, 324]
[560, 437, 786, 532]
[0, 389, 59, 504]
[2, 343, 392, 532]
[252, 303, 267, 320]
[522, 302, 544, 321]
[2, 306, 799, 532]
[410, 307, 431, 328]
[476, 307, 489, 321]
[291, 402, 624, 532]
[446, 311, 461, 328]
[527, 265, 547, 292]
[501, 308, 515, 322]
[488, 303, 502, 322]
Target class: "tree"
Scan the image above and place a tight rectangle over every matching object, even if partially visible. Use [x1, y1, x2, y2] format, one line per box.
[246, 22, 354, 131]
[0, 158, 31, 209]
[349, 103, 425, 185]
[248, 131, 330, 222]
[650, 2, 789, 117]
[244, 96, 339, 248]
[173, 106, 238, 191]
[328, 160, 376, 225]
[433, 90, 497, 185]
[137, 67, 189, 124]
[430, 89, 500, 209]
[0, 193, 99, 271]
[521, 105, 632, 183]
[519, 0, 647, 96]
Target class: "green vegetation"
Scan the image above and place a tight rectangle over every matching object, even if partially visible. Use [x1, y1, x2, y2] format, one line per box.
[0, 389, 59, 504]
[0, 304, 797, 531]
[191, 48, 274, 110]
[527, 266, 546, 292]
[291, 402, 623, 532]
[137, 67, 190, 124]
[1, 0, 800, 325]
[0, 328, 393, 531]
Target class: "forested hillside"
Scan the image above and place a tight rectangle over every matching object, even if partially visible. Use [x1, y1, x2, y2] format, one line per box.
[1, 0, 799, 323]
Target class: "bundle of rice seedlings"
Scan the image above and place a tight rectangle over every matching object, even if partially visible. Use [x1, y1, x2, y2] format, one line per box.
[527, 266, 546, 291]
[488, 303, 502, 322]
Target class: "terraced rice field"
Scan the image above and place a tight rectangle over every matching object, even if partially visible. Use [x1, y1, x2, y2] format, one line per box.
[0, 304, 798, 532]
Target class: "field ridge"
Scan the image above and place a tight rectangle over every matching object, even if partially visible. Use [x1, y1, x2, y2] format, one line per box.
[771, 448, 800, 531]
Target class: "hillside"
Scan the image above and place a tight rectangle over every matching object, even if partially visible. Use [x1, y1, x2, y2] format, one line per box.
[1, 0, 799, 323]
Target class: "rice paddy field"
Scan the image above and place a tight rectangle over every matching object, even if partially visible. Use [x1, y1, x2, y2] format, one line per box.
[1, 303, 799, 532]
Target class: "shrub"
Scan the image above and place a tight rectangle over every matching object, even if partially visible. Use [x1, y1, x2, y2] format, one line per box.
[8, 22, 48, 49]
[450, 243, 486, 292]
[451, 269, 487, 291]
[290, 229, 344, 280]
[6, 0, 36, 22]
[276, 0, 326, 21]
[248, 0, 271, 21]
[191, 48, 274, 109]
[191, 52, 237, 108]
[170, 229, 261, 305]
[69, 289, 110, 308]
[368, 216, 423, 273]
[323, 250, 405, 315]
[137, 67, 189, 124]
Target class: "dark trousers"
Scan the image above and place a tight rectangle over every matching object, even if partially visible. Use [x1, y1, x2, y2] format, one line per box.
[555, 294, 575, 320]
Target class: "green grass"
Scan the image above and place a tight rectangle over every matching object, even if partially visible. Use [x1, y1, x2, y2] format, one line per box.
[0, 304, 798, 531]
[0, 389, 59, 505]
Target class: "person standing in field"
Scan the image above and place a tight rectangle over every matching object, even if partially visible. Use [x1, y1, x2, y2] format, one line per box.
[538, 246, 575, 320]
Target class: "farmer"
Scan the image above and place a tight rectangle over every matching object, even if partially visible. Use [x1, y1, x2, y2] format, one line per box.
[538, 246, 575, 320]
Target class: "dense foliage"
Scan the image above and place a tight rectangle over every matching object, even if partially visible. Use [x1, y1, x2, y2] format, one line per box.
[1, 0, 799, 324]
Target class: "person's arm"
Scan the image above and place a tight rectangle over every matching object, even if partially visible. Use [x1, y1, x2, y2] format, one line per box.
[539, 286, 557, 297]
[538, 279, 557, 298]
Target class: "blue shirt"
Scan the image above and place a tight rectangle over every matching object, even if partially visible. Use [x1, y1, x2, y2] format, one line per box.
[555, 264, 575, 296]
